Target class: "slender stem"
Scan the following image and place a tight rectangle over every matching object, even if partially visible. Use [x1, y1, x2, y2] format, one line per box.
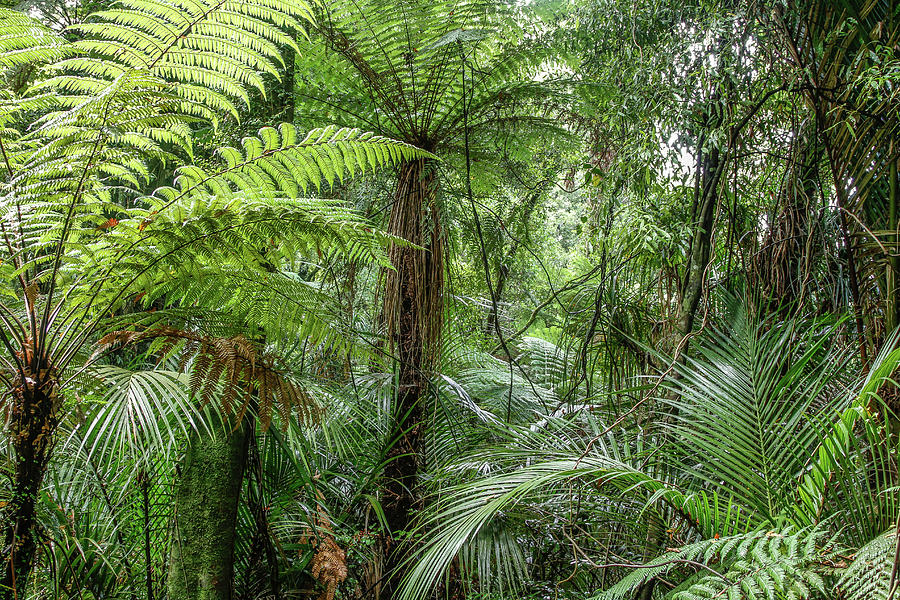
[140, 469, 154, 600]
[37, 96, 114, 380]
[0, 136, 13, 178]
[888, 159, 899, 333]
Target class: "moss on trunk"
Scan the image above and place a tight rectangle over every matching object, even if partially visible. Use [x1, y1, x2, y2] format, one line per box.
[167, 419, 249, 600]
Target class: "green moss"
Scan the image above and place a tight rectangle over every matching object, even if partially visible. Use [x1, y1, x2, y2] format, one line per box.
[167, 421, 249, 600]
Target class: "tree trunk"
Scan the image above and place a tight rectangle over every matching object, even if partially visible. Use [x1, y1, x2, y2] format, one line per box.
[279, 46, 295, 124]
[823, 135, 869, 366]
[887, 160, 900, 333]
[380, 158, 442, 600]
[167, 418, 249, 600]
[641, 93, 727, 600]
[484, 262, 509, 334]
[676, 136, 723, 339]
[0, 379, 60, 600]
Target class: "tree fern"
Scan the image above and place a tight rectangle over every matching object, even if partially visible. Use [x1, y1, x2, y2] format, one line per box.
[42, 0, 314, 121]
[596, 524, 837, 600]
[297, 0, 574, 149]
[837, 531, 896, 600]
[0, 0, 431, 591]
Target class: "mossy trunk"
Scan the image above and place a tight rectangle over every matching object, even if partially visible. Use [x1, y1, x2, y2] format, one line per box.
[167, 419, 250, 600]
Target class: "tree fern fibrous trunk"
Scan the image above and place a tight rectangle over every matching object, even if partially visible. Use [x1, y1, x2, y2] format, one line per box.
[0, 377, 59, 600]
[167, 420, 249, 600]
[381, 158, 442, 600]
[887, 160, 900, 334]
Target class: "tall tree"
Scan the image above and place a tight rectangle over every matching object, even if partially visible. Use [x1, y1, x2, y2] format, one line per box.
[768, 0, 900, 353]
[292, 1, 573, 594]
[0, 3, 426, 594]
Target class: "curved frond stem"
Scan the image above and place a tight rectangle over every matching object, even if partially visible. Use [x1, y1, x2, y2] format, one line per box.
[38, 97, 114, 377]
[145, 0, 230, 70]
[324, 0, 413, 128]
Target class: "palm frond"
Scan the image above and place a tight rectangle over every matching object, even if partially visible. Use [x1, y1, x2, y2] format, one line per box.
[72, 365, 207, 462]
[661, 306, 852, 522]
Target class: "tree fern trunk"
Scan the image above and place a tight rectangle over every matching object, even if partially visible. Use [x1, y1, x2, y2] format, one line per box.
[0, 381, 59, 600]
[887, 160, 900, 333]
[381, 158, 442, 600]
[167, 419, 249, 600]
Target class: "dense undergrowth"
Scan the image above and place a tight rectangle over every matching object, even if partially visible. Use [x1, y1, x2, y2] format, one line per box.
[0, 0, 899, 599]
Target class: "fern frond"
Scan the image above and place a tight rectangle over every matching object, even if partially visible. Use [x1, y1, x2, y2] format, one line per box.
[146, 124, 430, 203]
[2, 123, 423, 382]
[142, 268, 351, 352]
[49, 0, 315, 121]
[837, 531, 895, 600]
[97, 326, 319, 430]
[38, 124, 426, 320]
[597, 524, 838, 600]
[0, 9, 70, 71]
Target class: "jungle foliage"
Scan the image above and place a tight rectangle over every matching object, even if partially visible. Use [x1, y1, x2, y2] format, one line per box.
[0, 0, 899, 599]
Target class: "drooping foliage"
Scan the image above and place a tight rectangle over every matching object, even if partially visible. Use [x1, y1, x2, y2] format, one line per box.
[2, 0, 900, 599]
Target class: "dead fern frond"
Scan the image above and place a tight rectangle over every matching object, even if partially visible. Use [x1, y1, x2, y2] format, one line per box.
[307, 491, 349, 600]
[310, 537, 348, 600]
[97, 326, 318, 429]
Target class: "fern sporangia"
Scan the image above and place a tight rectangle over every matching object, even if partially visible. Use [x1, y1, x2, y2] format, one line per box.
[98, 326, 317, 431]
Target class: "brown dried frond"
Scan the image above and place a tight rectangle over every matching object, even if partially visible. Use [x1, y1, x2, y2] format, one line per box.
[96, 329, 145, 350]
[97, 326, 319, 429]
[310, 537, 348, 600]
[307, 492, 348, 600]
